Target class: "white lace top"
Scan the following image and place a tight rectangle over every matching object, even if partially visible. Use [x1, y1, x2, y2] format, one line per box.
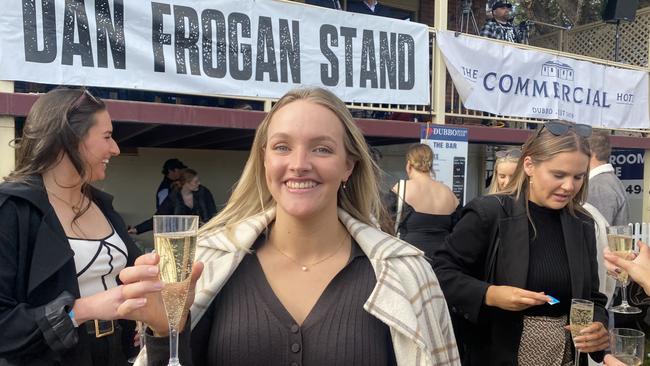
[69, 228, 129, 298]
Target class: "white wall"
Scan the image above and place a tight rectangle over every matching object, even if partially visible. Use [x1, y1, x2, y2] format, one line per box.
[97, 143, 488, 247]
[95, 147, 249, 247]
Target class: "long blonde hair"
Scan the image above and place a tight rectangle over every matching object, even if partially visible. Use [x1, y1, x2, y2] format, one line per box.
[200, 87, 390, 238]
[488, 149, 520, 194]
[501, 125, 591, 218]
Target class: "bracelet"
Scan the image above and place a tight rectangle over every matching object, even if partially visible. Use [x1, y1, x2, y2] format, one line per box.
[68, 309, 79, 328]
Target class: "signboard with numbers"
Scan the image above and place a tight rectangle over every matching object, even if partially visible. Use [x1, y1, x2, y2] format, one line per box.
[611, 149, 644, 223]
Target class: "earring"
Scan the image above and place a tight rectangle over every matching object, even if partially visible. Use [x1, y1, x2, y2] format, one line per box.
[342, 181, 347, 189]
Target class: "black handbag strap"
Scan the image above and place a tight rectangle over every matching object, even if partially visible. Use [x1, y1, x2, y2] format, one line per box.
[483, 196, 507, 283]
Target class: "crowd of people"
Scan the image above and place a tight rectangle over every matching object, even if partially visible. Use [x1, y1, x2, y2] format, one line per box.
[0, 86, 648, 366]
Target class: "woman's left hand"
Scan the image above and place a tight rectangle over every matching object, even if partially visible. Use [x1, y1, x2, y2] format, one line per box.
[603, 354, 626, 366]
[565, 321, 609, 353]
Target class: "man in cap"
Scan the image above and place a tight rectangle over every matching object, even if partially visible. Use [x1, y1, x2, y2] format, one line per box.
[157, 158, 187, 209]
[480, 1, 527, 43]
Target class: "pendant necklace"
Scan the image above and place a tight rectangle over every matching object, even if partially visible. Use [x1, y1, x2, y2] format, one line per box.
[270, 232, 350, 272]
[46, 189, 84, 213]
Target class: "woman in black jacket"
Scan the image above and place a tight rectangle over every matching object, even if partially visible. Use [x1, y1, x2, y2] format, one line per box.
[130, 168, 217, 234]
[433, 121, 609, 366]
[0, 88, 141, 365]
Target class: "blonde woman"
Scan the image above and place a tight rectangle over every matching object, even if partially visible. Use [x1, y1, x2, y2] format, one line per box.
[120, 88, 460, 366]
[434, 121, 609, 365]
[487, 148, 521, 194]
[391, 143, 459, 259]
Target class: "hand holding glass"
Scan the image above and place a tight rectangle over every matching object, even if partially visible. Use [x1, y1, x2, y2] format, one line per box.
[610, 328, 645, 366]
[570, 299, 594, 366]
[607, 225, 641, 314]
[154, 215, 198, 366]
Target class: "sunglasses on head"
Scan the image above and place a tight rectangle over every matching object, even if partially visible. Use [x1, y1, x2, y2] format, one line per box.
[70, 89, 99, 110]
[495, 149, 522, 159]
[539, 121, 592, 138]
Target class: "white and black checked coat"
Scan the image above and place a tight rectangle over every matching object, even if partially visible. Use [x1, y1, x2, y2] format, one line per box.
[137, 208, 460, 366]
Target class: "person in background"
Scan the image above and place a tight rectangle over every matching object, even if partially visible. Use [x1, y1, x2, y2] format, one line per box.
[582, 203, 617, 307]
[129, 169, 217, 235]
[487, 148, 521, 194]
[390, 143, 460, 260]
[0, 88, 141, 365]
[120, 87, 460, 366]
[347, 0, 393, 18]
[305, 0, 341, 9]
[603, 241, 650, 366]
[156, 158, 187, 210]
[480, 1, 527, 43]
[587, 130, 629, 226]
[434, 121, 609, 365]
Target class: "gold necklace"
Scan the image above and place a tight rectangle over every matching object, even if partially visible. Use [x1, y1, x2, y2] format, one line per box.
[269, 232, 350, 272]
[45, 189, 92, 238]
[46, 189, 84, 213]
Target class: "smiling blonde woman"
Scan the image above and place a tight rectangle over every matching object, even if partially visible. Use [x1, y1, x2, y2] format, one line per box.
[121, 87, 460, 366]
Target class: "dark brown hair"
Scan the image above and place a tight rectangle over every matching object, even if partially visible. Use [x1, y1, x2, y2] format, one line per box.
[6, 88, 106, 218]
[588, 130, 611, 162]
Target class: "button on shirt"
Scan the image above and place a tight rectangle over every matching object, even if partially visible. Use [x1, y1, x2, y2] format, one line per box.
[146, 238, 397, 366]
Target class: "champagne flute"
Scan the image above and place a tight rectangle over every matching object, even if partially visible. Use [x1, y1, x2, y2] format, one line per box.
[607, 225, 641, 314]
[610, 328, 645, 366]
[154, 215, 199, 366]
[570, 299, 594, 366]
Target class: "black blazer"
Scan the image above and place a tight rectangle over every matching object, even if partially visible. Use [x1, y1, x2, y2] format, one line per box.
[0, 176, 140, 365]
[433, 195, 608, 366]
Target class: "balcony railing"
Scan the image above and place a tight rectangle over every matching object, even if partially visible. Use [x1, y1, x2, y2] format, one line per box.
[529, 7, 650, 68]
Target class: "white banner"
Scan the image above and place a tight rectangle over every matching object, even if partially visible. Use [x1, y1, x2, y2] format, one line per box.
[0, 0, 429, 104]
[436, 31, 650, 128]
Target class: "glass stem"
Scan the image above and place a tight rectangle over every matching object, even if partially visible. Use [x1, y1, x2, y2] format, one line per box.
[620, 283, 630, 307]
[168, 325, 181, 366]
[574, 349, 580, 366]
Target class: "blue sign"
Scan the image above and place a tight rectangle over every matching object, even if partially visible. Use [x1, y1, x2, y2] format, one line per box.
[421, 126, 469, 142]
[610, 149, 644, 180]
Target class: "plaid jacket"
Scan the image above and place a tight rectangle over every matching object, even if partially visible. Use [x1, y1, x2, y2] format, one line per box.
[180, 208, 460, 365]
[480, 19, 525, 43]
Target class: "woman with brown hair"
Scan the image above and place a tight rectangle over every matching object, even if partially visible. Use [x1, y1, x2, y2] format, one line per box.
[0, 88, 141, 365]
[434, 121, 609, 365]
[119, 87, 460, 366]
[390, 143, 459, 259]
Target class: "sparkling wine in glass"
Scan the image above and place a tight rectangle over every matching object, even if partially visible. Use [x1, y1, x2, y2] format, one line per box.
[154, 215, 198, 366]
[610, 328, 645, 366]
[570, 299, 594, 366]
[607, 225, 641, 314]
